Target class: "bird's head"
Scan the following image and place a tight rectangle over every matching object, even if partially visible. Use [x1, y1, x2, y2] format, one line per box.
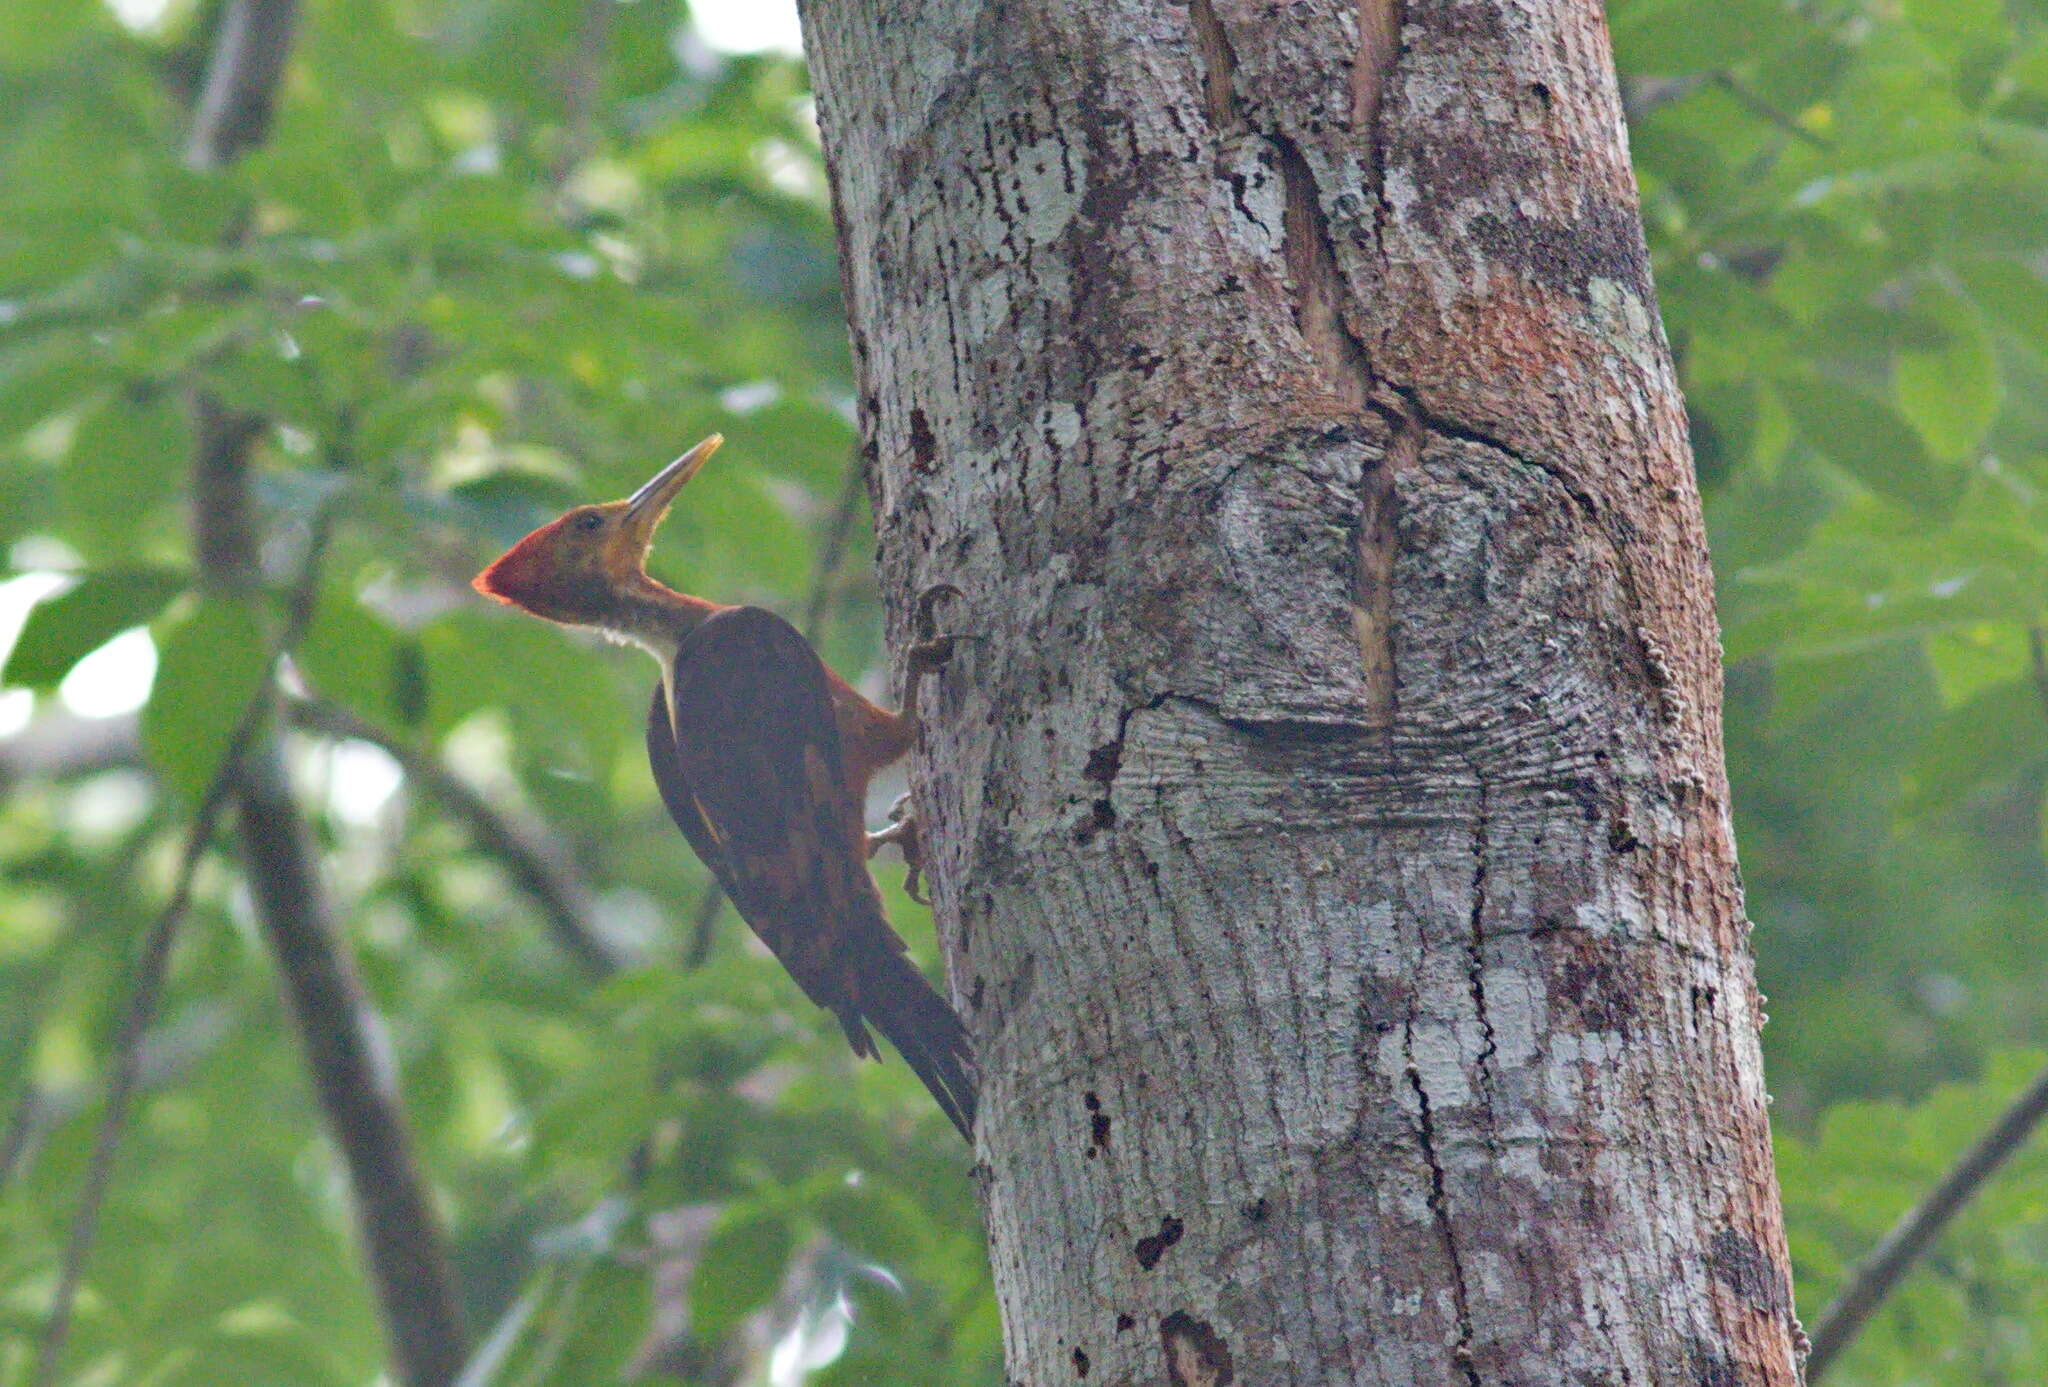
[472, 434, 723, 626]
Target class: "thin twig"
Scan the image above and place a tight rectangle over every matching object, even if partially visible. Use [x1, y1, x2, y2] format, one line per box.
[34, 785, 237, 1386]
[1710, 72, 1833, 151]
[289, 699, 625, 977]
[799, 455, 871, 646]
[32, 531, 326, 1387]
[1805, 1062, 2048, 1379]
[0, 1084, 45, 1193]
[682, 885, 725, 971]
[1804, 623, 2048, 1379]
[683, 451, 869, 969]
[33, 5, 315, 1365]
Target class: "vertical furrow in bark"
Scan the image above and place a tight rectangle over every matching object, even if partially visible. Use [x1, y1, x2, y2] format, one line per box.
[800, 0, 1799, 1382]
[1356, 400, 1422, 725]
[1352, 0, 1407, 136]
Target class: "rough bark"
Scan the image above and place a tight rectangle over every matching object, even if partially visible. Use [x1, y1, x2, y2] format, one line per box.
[800, 0, 1800, 1383]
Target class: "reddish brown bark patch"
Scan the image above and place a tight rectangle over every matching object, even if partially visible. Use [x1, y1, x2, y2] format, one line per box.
[1161, 1311, 1235, 1387]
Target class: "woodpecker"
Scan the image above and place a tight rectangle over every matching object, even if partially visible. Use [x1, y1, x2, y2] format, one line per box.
[473, 436, 974, 1139]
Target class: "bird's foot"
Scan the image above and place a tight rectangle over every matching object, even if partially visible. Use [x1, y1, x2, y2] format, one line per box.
[900, 583, 972, 739]
[905, 582, 966, 675]
[866, 791, 929, 904]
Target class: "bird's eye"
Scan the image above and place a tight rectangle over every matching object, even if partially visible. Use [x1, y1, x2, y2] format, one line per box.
[574, 512, 604, 533]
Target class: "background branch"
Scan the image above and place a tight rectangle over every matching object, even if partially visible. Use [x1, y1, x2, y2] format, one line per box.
[177, 2, 467, 1382]
[1804, 624, 2048, 1379]
[32, 522, 328, 1387]
[0, 712, 139, 796]
[192, 449, 469, 1386]
[35, 750, 239, 1387]
[184, 0, 299, 170]
[290, 698, 626, 977]
[232, 747, 469, 1385]
[1805, 1063, 2048, 1379]
[1709, 72, 1833, 151]
[0, 1084, 46, 1193]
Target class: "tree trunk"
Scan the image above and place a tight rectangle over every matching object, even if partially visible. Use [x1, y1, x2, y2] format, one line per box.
[799, 1, 1802, 1381]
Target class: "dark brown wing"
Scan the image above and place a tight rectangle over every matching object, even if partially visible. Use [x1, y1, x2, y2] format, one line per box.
[648, 606, 974, 1139]
[646, 685, 740, 905]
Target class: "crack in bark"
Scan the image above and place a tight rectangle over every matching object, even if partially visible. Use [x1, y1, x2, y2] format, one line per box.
[1423, 403, 1605, 526]
[1503, 918, 1731, 971]
[1466, 779, 1498, 1090]
[1356, 0, 1408, 352]
[1402, 1031, 1482, 1387]
[1592, 1302, 1637, 1385]
[1089, 692, 1177, 794]
[1377, 387, 1680, 739]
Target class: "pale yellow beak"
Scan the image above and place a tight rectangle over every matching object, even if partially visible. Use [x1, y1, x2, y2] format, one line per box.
[621, 434, 723, 545]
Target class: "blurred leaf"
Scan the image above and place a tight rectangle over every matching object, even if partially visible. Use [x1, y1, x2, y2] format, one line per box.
[207, 338, 330, 434]
[1927, 622, 2029, 706]
[147, 162, 246, 249]
[1904, 0, 2012, 63]
[1896, 286, 1999, 461]
[0, 337, 110, 443]
[815, 1179, 925, 1268]
[298, 586, 406, 723]
[58, 393, 190, 561]
[1774, 374, 1955, 513]
[1610, 0, 1804, 74]
[688, 1207, 794, 1343]
[2, 568, 184, 687]
[1960, 257, 2048, 360]
[1902, 676, 2047, 817]
[0, 0, 111, 72]
[141, 595, 271, 801]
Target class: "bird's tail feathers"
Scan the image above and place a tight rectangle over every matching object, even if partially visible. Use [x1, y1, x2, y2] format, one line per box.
[843, 937, 977, 1142]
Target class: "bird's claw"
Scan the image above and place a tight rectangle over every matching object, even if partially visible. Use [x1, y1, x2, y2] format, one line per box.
[887, 584, 963, 904]
[915, 583, 964, 638]
[907, 583, 967, 675]
[866, 792, 929, 904]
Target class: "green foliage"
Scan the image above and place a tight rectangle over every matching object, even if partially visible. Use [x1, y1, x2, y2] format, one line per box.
[1623, 0, 2048, 1372]
[1, 570, 182, 688]
[0, 0, 985, 1382]
[3, 0, 2048, 1381]
[1781, 1054, 2048, 1384]
[142, 595, 270, 801]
